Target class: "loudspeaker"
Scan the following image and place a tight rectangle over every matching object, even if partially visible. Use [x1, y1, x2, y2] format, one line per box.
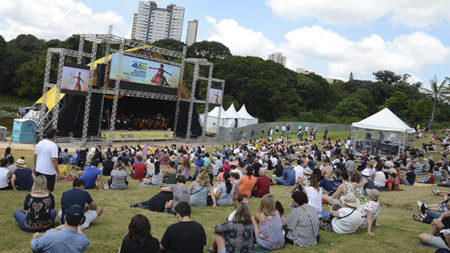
[96, 64, 106, 88]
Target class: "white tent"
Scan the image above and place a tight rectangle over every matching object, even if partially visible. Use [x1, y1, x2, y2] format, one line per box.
[236, 104, 258, 127]
[351, 108, 415, 157]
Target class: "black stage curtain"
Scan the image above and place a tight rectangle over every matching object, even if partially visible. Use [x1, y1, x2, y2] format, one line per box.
[56, 95, 202, 138]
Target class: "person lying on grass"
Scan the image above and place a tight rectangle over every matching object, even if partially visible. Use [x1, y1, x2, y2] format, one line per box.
[418, 216, 450, 250]
[415, 198, 450, 224]
[322, 171, 355, 208]
[319, 193, 363, 234]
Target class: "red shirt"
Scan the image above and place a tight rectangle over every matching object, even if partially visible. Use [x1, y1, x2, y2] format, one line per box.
[255, 175, 271, 198]
[223, 163, 231, 173]
[132, 162, 146, 179]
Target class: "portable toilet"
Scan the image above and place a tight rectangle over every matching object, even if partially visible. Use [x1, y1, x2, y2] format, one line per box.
[0, 126, 6, 141]
[12, 119, 37, 144]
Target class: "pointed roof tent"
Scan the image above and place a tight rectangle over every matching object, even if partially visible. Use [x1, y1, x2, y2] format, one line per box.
[236, 104, 256, 119]
[225, 104, 238, 118]
[352, 108, 415, 133]
[207, 106, 227, 118]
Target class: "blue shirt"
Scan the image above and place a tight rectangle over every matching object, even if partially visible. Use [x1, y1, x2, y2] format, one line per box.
[282, 167, 296, 186]
[79, 166, 101, 189]
[61, 189, 93, 224]
[14, 168, 34, 191]
[71, 153, 78, 164]
[31, 227, 89, 253]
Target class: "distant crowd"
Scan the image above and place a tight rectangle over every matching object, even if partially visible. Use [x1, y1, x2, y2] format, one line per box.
[0, 127, 449, 252]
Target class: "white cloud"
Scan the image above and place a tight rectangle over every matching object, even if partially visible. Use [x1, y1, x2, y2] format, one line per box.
[206, 16, 276, 58]
[206, 17, 450, 80]
[0, 0, 126, 40]
[266, 0, 450, 28]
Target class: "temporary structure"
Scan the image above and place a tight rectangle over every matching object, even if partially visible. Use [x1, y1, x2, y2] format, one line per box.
[199, 104, 258, 133]
[236, 104, 258, 127]
[351, 108, 415, 157]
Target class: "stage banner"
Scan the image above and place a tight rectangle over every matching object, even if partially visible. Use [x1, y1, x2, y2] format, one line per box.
[109, 54, 180, 88]
[101, 130, 174, 141]
[209, 88, 223, 105]
[61, 63, 91, 94]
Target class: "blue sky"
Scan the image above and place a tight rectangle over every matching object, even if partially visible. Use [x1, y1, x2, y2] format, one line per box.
[1, 0, 449, 86]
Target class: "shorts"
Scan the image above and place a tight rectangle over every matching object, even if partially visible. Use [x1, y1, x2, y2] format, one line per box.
[58, 209, 98, 229]
[430, 236, 450, 249]
[36, 172, 56, 192]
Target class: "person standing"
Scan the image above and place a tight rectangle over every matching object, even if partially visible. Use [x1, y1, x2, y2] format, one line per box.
[323, 127, 328, 140]
[34, 128, 60, 192]
[160, 202, 206, 253]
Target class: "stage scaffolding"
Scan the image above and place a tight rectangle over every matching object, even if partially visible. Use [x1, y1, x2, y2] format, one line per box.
[36, 34, 225, 147]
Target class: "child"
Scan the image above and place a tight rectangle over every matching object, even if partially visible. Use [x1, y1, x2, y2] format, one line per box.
[228, 194, 249, 221]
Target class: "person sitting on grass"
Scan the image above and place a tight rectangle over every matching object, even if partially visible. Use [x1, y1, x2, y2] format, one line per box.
[283, 191, 320, 247]
[131, 156, 146, 180]
[11, 158, 34, 191]
[359, 189, 381, 236]
[56, 157, 69, 181]
[31, 204, 89, 253]
[209, 202, 255, 253]
[14, 175, 56, 232]
[214, 172, 235, 206]
[59, 179, 103, 230]
[228, 194, 249, 221]
[119, 214, 159, 253]
[373, 163, 387, 191]
[319, 193, 362, 234]
[162, 160, 177, 184]
[0, 157, 12, 190]
[252, 194, 285, 250]
[275, 162, 296, 186]
[160, 202, 206, 253]
[322, 171, 354, 208]
[189, 170, 216, 207]
[79, 159, 103, 190]
[399, 163, 416, 186]
[418, 216, 450, 250]
[109, 160, 128, 190]
[238, 167, 257, 198]
[142, 160, 162, 186]
[253, 167, 271, 198]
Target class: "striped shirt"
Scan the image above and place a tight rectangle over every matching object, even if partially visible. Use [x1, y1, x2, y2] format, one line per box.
[286, 204, 319, 247]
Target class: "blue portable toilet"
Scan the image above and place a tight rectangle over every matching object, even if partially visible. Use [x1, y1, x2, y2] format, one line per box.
[12, 119, 37, 144]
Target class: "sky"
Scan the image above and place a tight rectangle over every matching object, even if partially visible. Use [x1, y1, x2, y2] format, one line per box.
[1, 0, 449, 86]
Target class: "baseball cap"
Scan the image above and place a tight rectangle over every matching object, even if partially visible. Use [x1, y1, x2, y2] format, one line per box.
[65, 204, 85, 226]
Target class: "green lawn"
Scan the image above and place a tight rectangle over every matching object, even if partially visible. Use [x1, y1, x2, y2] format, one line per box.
[0, 134, 443, 253]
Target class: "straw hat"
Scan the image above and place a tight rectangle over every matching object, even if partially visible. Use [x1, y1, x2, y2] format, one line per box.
[15, 159, 26, 167]
[304, 167, 312, 175]
[341, 193, 360, 208]
[169, 155, 177, 162]
[366, 189, 380, 201]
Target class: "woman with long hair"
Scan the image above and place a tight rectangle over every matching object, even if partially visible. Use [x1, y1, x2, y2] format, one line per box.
[305, 174, 327, 219]
[214, 172, 235, 206]
[252, 194, 285, 250]
[209, 202, 255, 252]
[238, 167, 257, 197]
[189, 170, 216, 207]
[180, 158, 191, 181]
[13, 175, 56, 232]
[119, 214, 159, 252]
[147, 159, 162, 185]
[109, 160, 128, 190]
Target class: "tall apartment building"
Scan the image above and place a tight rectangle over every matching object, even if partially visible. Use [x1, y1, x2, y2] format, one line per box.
[131, 13, 138, 39]
[186, 20, 198, 46]
[267, 52, 286, 66]
[131, 1, 185, 43]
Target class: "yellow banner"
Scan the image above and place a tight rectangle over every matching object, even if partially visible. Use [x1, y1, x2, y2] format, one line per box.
[101, 130, 174, 141]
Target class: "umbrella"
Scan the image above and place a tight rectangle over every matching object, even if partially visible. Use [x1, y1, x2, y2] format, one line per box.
[140, 143, 155, 155]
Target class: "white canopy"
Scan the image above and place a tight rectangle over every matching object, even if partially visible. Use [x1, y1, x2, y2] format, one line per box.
[236, 104, 257, 119]
[352, 108, 415, 133]
[225, 103, 239, 118]
[199, 104, 259, 133]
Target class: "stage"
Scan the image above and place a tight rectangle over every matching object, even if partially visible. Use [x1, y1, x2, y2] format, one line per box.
[100, 130, 174, 141]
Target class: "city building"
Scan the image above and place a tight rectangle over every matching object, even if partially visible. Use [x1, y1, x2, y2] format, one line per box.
[186, 20, 198, 46]
[325, 77, 344, 84]
[131, 1, 185, 43]
[296, 67, 315, 75]
[267, 52, 286, 66]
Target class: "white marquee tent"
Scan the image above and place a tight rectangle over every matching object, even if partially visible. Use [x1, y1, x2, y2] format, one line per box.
[199, 104, 258, 133]
[351, 108, 415, 157]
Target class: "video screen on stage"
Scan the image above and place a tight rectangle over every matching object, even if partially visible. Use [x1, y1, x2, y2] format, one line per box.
[209, 88, 223, 105]
[61, 63, 91, 94]
[109, 54, 180, 89]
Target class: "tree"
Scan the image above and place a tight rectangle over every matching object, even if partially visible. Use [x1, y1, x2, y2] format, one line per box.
[332, 97, 368, 123]
[187, 41, 232, 60]
[13, 55, 47, 98]
[373, 70, 402, 84]
[152, 39, 185, 52]
[349, 72, 354, 81]
[421, 75, 450, 126]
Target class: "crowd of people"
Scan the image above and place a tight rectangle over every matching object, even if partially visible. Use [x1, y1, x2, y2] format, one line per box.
[1, 127, 449, 252]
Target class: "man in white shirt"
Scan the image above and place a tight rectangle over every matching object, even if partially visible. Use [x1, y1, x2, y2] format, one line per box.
[34, 128, 60, 192]
[293, 159, 304, 182]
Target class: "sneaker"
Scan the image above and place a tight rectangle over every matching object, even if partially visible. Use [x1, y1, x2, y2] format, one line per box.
[102, 181, 109, 190]
[420, 204, 428, 216]
[432, 188, 440, 195]
[417, 200, 423, 208]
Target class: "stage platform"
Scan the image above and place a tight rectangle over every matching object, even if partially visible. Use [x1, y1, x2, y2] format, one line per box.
[100, 130, 174, 141]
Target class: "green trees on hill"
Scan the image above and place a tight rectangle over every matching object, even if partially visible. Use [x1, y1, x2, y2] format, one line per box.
[0, 34, 449, 127]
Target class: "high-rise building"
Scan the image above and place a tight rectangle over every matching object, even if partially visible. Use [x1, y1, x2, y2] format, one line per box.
[131, 13, 138, 39]
[132, 1, 185, 43]
[267, 52, 286, 66]
[186, 20, 198, 46]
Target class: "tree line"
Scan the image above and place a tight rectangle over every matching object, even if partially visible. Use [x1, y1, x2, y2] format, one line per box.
[0, 34, 448, 127]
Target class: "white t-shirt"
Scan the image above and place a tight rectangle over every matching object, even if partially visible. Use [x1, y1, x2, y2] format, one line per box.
[305, 186, 323, 213]
[35, 139, 58, 175]
[0, 167, 9, 188]
[228, 210, 236, 221]
[293, 165, 304, 181]
[332, 207, 363, 234]
[374, 171, 386, 187]
[345, 140, 351, 149]
[230, 168, 243, 180]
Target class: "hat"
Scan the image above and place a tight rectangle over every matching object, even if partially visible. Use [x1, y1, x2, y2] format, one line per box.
[65, 204, 85, 225]
[366, 189, 380, 201]
[341, 193, 360, 208]
[15, 159, 26, 167]
[304, 167, 312, 175]
[428, 156, 434, 161]
[170, 155, 177, 161]
[361, 168, 371, 177]
[423, 158, 429, 162]
[442, 217, 450, 229]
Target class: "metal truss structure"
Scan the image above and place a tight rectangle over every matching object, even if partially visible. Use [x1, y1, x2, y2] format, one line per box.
[37, 34, 225, 147]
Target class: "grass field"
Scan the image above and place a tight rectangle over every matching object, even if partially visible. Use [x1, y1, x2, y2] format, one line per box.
[0, 134, 445, 253]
